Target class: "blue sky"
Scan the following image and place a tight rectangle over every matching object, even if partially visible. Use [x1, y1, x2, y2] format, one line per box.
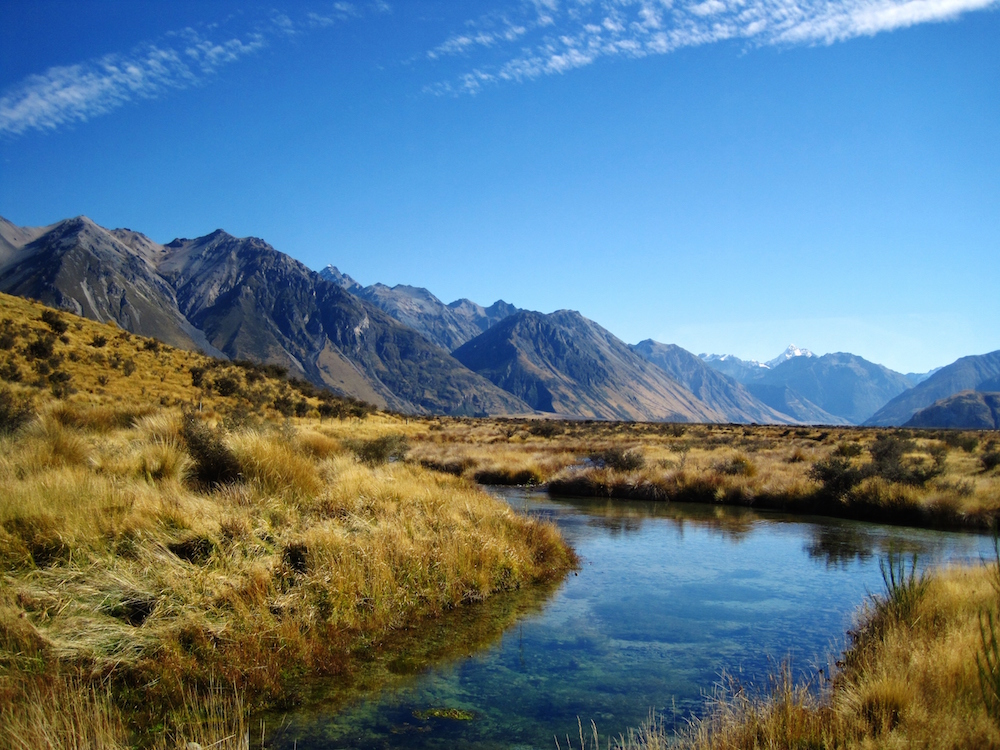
[1, 0, 997, 374]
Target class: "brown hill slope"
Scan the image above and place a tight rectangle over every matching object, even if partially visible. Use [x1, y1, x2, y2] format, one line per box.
[904, 390, 1000, 430]
[452, 310, 723, 422]
[866, 350, 1000, 426]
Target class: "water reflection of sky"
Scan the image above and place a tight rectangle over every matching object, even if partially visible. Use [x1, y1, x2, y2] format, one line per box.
[264, 490, 991, 750]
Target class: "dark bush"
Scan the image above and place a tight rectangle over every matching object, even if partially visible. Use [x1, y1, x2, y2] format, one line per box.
[190, 365, 206, 388]
[714, 454, 756, 476]
[348, 434, 409, 466]
[869, 433, 944, 486]
[0, 386, 34, 434]
[23, 333, 56, 361]
[983, 449, 1000, 473]
[317, 402, 341, 420]
[180, 414, 242, 488]
[941, 432, 979, 453]
[0, 320, 18, 350]
[809, 456, 865, 498]
[0, 358, 22, 383]
[590, 447, 646, 472]
[142, 338, 160, 352]
[833, 441, 864, 458]
[122, 358, 137, 377]
[273, 394, 294, 417]
[90, 334, 107, 348]
[48, 370, 73, 398]
[213, 372, 241, 397]
[40, 309, 68, 335]
[528, 421, 562, 438]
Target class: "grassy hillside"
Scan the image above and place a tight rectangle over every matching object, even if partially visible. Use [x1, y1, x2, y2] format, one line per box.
[0, 293, 575, 747]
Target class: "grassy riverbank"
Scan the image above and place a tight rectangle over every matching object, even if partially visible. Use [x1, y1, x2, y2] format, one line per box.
[406, 418, 1000, 530]
[591, 556, 1000, 750]
[0, 295, 575, 747]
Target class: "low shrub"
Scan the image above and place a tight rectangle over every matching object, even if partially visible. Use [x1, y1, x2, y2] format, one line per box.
[347, 434, 410, 466]
[809, 456, 865, 498]
[833, 441, 864, 458]
[179, 415, 242, 488]
[943, 432, 980, 453]
[0, 386, 34, 435]
[589, 447, 645, 472]
[40, 309, 68, 335]
[528, 421, 563, 438]
[713, 453, 756, 477]
[23, 333, 55, 361]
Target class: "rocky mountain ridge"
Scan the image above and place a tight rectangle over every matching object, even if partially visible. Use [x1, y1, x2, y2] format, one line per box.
[3, 214, 993, 426]
[0, 216, 530, 416]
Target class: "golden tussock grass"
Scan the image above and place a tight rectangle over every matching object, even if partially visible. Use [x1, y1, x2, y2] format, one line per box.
[0, 293, 575, 746]
[1, 412, 574, 745]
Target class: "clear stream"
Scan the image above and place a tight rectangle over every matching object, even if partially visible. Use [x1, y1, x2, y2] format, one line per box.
[262, 490, 992, 749]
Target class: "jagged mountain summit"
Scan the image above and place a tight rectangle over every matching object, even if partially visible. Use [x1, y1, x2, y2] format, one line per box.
[631, 340, 797, 424]
[452, 310, 724, 422]
[866, 350, 1000, 426]
[320, 265, 362, 293]
[7, 213, 986, 426]
[319, 266, 520, 352]
[0, 216, 222, 355]
[0, 216, 531, 416]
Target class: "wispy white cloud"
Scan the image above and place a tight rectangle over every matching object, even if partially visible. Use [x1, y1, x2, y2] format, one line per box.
[0, 3, 384, 137]
[427, 0, 999, 94]
[0, 28, 268, 136]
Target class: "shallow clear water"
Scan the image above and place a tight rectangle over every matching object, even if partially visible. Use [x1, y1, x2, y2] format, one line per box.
[262, 491, 991, 749]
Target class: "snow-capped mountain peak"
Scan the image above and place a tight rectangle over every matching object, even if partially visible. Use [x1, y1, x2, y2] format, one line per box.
[766, 345, 815, 369]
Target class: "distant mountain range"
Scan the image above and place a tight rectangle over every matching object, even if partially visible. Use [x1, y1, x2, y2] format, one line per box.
[2, 214, 996, 427]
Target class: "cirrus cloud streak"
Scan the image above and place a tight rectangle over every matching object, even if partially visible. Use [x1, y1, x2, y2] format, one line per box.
[427, 0, 1000, 94]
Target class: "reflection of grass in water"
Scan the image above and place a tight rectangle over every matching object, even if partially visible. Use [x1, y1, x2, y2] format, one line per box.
[262, 576, 561, 724]
[550, 493, 944, 569]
